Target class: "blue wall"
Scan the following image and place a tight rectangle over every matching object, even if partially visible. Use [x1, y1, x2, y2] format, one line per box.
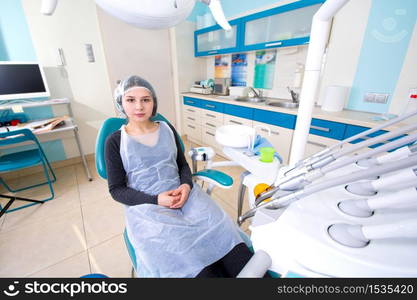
[347, 0, 417, 113]
[0, 0, 36, 61]
[0, 0, 66, 162]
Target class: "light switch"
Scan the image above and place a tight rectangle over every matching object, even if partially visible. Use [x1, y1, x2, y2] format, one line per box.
[85, 44, 95, 63]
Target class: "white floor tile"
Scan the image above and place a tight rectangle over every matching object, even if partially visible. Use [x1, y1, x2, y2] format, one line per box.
[1, 186, 80, 233]
[27, 252, 91, 278]
[0, 207, 87, 277]
[81, 195, 125, 248]
[88, 234, 131, 278]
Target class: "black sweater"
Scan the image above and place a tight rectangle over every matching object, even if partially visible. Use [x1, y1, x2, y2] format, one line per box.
[104, 124, 193, 206]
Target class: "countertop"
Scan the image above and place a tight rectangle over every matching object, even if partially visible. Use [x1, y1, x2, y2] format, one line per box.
[182, 92, 408, 131]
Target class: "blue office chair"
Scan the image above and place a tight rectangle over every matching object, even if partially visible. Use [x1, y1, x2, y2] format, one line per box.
[0, 129, 56, 218]
[95, 115, 239, 277]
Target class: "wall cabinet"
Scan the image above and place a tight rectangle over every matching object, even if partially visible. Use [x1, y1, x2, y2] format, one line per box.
[194, 20, 241, 57]
[241, 0, 323, 52]
[194, 0, 325, 56]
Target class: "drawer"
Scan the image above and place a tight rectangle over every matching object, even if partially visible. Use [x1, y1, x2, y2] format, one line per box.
[184, 110, 201, 125]
[201, 109, 224, 124]
[309, 119, 346, 140]
[224, 114, 253, 127]
[201, 118, 223, 130]
[183, 105, 201, 117]
[304, 134, 338, 158]
[200, 99, 224, 113]
[184, 121, 201, 142]
[253, 120, 293, 164]
[183, 96, 201, 108]
[201, 126, 219, 148]
[224, 103, 253, 120]
[253, 109, 296, 130]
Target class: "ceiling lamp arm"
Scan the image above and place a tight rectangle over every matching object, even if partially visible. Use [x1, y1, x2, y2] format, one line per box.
[199, 0, 232, 31]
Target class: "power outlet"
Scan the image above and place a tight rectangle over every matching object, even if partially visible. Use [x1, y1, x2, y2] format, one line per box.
[409, 88, 417, 100]
[363, 92, 389, 104]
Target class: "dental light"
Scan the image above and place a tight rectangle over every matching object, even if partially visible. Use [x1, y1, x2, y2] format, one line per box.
[41, 0, 232, 31]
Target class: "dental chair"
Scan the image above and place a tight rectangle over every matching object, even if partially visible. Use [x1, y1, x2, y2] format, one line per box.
[95, 114, 241, 277]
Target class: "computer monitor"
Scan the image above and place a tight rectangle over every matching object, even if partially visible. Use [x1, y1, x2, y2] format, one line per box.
[0, 61, 50, 101]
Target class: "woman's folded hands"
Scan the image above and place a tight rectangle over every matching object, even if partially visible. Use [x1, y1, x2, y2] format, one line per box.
[157, 184, 191, 208]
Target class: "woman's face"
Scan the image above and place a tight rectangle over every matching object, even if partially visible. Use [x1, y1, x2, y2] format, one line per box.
[122, 87, 154, 122]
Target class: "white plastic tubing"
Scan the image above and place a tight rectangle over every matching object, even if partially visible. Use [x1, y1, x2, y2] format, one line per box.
[289, 0, 350, 166]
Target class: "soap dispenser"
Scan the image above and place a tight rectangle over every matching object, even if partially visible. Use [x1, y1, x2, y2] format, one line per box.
[293, 63, 304, 88]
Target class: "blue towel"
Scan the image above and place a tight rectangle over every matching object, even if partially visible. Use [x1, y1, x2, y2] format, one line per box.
[251, 134, 283, 164]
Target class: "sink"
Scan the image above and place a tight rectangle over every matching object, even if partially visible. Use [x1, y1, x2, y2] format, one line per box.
[266, 101, 299, 108]
[234, 96, 266, 103]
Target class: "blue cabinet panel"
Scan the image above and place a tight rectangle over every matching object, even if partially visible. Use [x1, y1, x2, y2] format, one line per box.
[309, 119, 346, 140]
[224, 103, 253, 119]
[183, 97, 201, 108]
[200, 99, 224, 113]
[253, 109, 296, 129]
[343, 124, 406, 149]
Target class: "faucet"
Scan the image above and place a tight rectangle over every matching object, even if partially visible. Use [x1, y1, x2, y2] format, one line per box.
[287, 87, 299, 103]
[247, 87, 262, 98]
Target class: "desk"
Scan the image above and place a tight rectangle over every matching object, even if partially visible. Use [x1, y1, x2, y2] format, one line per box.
[0, 98, 92, 181]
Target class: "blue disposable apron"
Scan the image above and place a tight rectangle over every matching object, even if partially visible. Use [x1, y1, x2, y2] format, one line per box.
[119, 121, 243, 277]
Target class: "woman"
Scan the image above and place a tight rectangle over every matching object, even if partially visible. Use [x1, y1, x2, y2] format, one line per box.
[105, 75, 254, 277]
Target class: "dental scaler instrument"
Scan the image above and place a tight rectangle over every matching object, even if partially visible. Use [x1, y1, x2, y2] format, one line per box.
[239, 153, 417, 224]
[289, 108, 417, 171]
[254, 132, 417, 206]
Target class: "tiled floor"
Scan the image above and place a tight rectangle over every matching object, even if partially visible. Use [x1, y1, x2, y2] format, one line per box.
[0, 137, 250, 278]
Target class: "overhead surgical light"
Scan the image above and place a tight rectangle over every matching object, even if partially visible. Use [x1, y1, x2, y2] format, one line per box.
[41, 0, 231, 31]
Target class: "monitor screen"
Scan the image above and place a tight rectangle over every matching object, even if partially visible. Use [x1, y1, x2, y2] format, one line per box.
[0, 62, 50, 101]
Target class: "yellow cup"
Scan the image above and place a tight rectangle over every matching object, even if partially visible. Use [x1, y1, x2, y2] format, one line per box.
[259, 147, 275, 163]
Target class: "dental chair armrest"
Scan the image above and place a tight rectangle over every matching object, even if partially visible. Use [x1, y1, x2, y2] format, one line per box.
[192, 169, 233, 188]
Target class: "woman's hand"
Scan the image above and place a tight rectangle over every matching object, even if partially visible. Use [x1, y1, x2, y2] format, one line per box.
[170, 184, 191, 209]
[157, 190, 181, 207]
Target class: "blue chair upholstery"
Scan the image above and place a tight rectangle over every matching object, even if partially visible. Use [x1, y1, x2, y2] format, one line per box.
[95, 115, 236, 277]
[0, 129, 56, 218]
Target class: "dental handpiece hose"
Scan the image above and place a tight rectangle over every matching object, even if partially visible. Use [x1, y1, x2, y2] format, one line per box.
[255, 132, 417, 205]
[286, 122, 417, 177]
[291, 108, 417, 169]
[239, 154, 417, 224]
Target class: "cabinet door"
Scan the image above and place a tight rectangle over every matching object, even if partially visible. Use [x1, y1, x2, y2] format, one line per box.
[195, 20, 241, 56]
[253, 120, 293, 164]
[242, 1, 323, 51]
[304, 134, 338, 159]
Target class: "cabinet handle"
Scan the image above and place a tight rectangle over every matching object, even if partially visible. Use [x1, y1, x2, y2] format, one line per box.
[205, 122, 216, 128]
[187, 125, 196, 129]
[208, 50, 217, 54]
[230, 120, 242, 125]
[271, 131, 280, 135]
[307, 140, 326, 148]
[186, 108, 195, 113]
[206, 131, 215, 136]
[205, 104, 216, 109]
[187, 117, 195, 121]
[310, 125, 330, 132]
[205, 113, 216, 118]
[265, 41, 282, 47]
[186, 100, 195, 104]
